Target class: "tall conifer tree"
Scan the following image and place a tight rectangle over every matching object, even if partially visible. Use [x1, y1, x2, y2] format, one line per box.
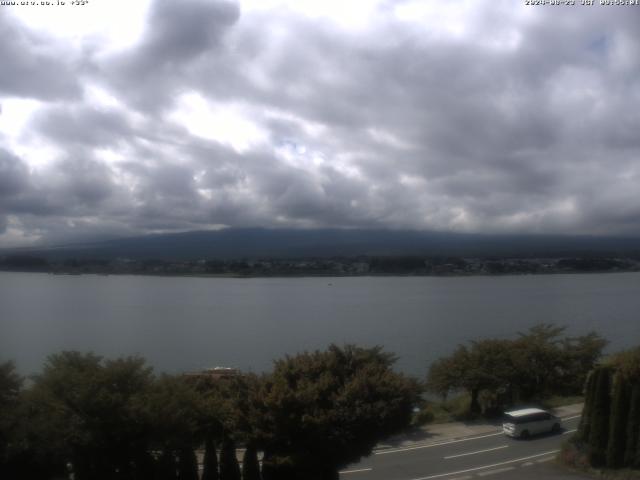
[606, 374, 630, 468]
[588, 367, 612, 467]
[626, 386, 640, 468]
[578, 369, 598, 443]
[202, 436, 219, 480]
[178, 447, 199, 480]
[219, 437, 241, 480]
[242, 444, 261, 480]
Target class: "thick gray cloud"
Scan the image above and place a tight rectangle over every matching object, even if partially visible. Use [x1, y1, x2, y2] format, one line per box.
[103, 0, 240, 112]
[1, 0, 640, 246]
[0, 13, 81, 100]
[0, 149, 30, 199]
[29, 106, 133, 149]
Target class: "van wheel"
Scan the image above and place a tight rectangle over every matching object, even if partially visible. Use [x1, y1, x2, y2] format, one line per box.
[520, 430, 530, 439]
[552, 423, 561, 433]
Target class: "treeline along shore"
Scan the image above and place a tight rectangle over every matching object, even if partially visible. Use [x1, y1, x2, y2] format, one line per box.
[2, 324, 636, 480]
[2, 254, 640, 277]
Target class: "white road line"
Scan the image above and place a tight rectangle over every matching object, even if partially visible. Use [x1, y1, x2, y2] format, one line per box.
[407, 449, 560, 480]
[376, 432, 503, 455]
[448, 476, 473, 480]
[477, 467, 515, 476]
[339, 468, 373, 475]
[444, 445, 508, 460]
[562, 428, 578, 435]
[535, 457, 554, 463]
[376, 412, 580, 457]
[562, 415, 582, 421]
[521, 462, 534, 467]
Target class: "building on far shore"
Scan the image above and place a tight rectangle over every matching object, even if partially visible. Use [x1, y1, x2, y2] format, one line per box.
[184, 366, 242, 382]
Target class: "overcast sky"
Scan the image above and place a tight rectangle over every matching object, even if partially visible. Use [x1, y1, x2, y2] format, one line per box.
[0, 0, 639, 246]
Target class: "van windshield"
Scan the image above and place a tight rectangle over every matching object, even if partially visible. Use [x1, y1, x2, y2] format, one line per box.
[503, 414, 526, 424]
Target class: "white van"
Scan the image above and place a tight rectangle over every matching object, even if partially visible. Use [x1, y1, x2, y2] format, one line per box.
[502, 408, 561, 439]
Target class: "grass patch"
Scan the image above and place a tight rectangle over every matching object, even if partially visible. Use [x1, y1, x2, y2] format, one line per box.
[541, 395, 584, 409]
[412, 394, 472, 425]
[413, 394, 584, 427]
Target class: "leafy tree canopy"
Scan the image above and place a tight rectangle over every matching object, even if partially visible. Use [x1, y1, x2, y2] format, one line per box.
[427, 324, 607, 414]
[258, 344, 422, 478]
[607, 346, 640, 381]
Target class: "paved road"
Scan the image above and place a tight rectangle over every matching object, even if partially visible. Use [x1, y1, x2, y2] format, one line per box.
[339, 415, 585, 480]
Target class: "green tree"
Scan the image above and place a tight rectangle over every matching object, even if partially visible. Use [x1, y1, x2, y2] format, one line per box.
[141, 373, 206, 480]
[178, 447, 199, 480]
[202, 435, 219, 480]
[426, 350, 465, 401]
[577, 369, 598, 443]
[560, 332, 608, 395]
[609, 346, 640, 381]
[242, 444, 261, 480]
[24, 352, 155, 479]
[606, 373, 631, 468]
[427, 340, 517, 415]
[219, 436, 241, 480]
[428, 324, 607, 417]
[157, 450, 178, 480]
[0, 362, 22, 478]
[258, 344, 422, 479]
[624, 386, 640, 468]
[512, 324, 566, 400]
[588, 367, 612, 467]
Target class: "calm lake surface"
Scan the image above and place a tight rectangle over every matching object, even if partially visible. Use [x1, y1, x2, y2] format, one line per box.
[1, 271, 639, 377]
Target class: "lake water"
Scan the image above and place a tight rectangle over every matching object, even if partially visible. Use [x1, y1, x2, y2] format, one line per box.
[1, 271, 639, 377]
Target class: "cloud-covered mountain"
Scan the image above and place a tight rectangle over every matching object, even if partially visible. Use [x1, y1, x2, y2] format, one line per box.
[5, 228, 639, 261]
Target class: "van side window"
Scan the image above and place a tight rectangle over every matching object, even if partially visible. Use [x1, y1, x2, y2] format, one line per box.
[522, 413, 546, 422]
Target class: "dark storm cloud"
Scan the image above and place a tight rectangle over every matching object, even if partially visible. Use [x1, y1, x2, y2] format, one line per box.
[29, 106, 133, 148]
[143, 0, 240, 62]
[0, 13, 81, 100]
[2, 151, 118, 217]
[103, 0, 240, 112]
[2, 0, 640, 245]
[0, 149, 30, 199]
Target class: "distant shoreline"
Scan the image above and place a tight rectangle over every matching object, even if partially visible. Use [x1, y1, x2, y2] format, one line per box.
[1, 267, 639, 279]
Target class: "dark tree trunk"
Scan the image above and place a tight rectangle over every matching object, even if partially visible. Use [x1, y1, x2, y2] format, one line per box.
[469, 388, 481, 415]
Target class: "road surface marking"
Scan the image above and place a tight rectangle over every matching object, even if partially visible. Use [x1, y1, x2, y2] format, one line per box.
[536, 457, 554, 463]
[563, 415, 582, 420]
[444, 445, 508, 459]
[521, 462, 534, 467]
[376, 413, 580, 456]
[408, 449, 560, 480]
[376, 432, 503, 455]
[562, 429, 578, 435]
[375, 412, 581, 457]
[448, 476, 472, 480]
[477, 467, 515, 476]
[339, 468, 373, 474]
